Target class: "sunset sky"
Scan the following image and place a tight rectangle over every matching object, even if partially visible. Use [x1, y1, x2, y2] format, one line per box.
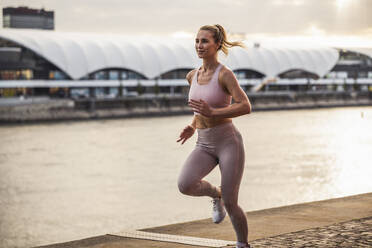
[1, 0, 372, 46]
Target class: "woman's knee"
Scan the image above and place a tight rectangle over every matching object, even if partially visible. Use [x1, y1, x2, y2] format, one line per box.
[177, 179, 196, 195]
[222, 196, 239, 213]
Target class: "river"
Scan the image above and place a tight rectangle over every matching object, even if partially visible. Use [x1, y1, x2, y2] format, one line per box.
[1, 106, 372, 247]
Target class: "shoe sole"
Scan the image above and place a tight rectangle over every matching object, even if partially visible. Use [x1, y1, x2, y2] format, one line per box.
[213, 211, 226, 224]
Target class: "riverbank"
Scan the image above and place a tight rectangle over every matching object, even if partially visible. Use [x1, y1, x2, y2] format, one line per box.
[36, 192, 372, 248]
[0, 91, 372, 124]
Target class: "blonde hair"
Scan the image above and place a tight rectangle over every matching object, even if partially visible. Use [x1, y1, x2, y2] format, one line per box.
[199, 24, 245, 55]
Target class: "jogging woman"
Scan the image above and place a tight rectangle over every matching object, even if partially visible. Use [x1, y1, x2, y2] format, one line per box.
[176, 24, 252, 248]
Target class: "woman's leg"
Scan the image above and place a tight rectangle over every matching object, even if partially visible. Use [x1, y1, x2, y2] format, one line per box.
[217, 131, 248, 243]
[178, 146, 220, 198]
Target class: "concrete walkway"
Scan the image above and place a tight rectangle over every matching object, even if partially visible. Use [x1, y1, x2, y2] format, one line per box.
[250, 216, 371, 247]
[36, 193, 372, 248]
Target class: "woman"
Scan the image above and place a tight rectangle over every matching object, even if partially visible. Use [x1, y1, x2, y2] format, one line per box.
[176, 24, 252, 248]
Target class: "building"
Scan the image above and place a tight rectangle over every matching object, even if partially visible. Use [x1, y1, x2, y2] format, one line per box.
[0, 29, 371, 98]
[2, 7, 54, 30]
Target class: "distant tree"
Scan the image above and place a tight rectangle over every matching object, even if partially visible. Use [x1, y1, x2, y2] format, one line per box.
[136, 82, 145, 95]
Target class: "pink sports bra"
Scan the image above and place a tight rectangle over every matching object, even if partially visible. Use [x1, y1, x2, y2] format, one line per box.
[188, 63, 232, 116]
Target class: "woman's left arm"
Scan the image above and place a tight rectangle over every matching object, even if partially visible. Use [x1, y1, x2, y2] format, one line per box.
[189, 69, 252, 118]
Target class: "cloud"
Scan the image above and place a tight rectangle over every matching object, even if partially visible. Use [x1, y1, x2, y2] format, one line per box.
[0, 0, 371, 38]
[272, 0, 305, 6]
[304, 25, 327, 36]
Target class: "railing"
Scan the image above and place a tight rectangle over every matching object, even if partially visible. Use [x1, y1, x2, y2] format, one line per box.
[1, 78, 372, 88]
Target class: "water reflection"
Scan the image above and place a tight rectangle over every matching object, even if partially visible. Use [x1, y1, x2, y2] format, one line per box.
[326, 110, 372, 195]
[0, 107, 371, 248]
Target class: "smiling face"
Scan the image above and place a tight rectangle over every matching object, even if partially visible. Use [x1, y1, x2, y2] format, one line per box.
[195, 30, 220, 59]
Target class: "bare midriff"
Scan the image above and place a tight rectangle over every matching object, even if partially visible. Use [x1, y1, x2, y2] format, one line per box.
[194, 115, 232, 129]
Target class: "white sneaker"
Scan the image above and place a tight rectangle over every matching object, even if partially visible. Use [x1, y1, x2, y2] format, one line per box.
[236, 241, 251, 248]
[211, 197, 226, 224]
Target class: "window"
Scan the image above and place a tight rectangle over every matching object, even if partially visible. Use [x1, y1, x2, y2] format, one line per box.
[49, 70, 67, 80]
[233, 69, 265, 79]
[279, 69, 318, 79]
[93, 71, 106, 80]
[160, 69, 191, 79]
[121, 71, 128, 80]
[109, 70, 119, 80]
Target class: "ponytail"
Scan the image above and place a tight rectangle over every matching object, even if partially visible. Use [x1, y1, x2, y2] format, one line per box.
[199, 24, 245, 55]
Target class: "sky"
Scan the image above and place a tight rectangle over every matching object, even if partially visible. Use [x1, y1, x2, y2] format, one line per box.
[1, 0, 372, 46]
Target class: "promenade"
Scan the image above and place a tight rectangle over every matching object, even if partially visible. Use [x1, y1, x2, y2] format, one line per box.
[1, 92, 372, 123]
[36, 192, 372, 248]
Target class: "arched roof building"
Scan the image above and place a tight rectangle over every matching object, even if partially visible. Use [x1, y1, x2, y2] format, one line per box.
[0, 29, 340, 80]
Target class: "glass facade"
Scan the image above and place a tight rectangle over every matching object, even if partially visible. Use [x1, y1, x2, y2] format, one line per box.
[0, 69, 33, 80]
[233, 69, 265, 79]
[93, 71, 106, 80]
[49, 70, 68, 80]
[109, 70, 119, 80]
[87, 69, 146, 80]
[0, 39, 71, 80]
[278, 69, 318, 79]
[330, 50, 372, 79]
[160, 69, 191, 79]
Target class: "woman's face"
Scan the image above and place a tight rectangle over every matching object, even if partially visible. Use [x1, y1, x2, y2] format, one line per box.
[195, 30, 219, 58]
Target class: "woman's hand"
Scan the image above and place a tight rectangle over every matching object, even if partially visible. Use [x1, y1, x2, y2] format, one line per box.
[177, 125, 195, 145]
[188, 99, 215, 117]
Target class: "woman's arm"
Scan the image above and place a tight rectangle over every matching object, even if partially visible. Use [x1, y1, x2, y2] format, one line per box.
[186, 69, 198, 130]
[188, 68, 251, 118]
[177, 70, 198, 145]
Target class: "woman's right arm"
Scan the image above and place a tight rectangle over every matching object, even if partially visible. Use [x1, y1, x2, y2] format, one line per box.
[176, 70, 197, 145]
[186, 69, 197, 129]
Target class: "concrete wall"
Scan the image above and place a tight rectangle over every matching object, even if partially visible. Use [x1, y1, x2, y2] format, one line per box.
[1, 91, 371, 124]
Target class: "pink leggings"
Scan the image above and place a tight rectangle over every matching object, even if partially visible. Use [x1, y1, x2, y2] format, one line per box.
[177, 122, 248, 243]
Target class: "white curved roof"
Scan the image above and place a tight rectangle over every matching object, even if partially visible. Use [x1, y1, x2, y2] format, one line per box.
[0, 29, 340, 80]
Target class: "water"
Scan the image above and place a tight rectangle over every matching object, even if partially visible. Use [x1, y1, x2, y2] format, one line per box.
[1, 107, 372, 248]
